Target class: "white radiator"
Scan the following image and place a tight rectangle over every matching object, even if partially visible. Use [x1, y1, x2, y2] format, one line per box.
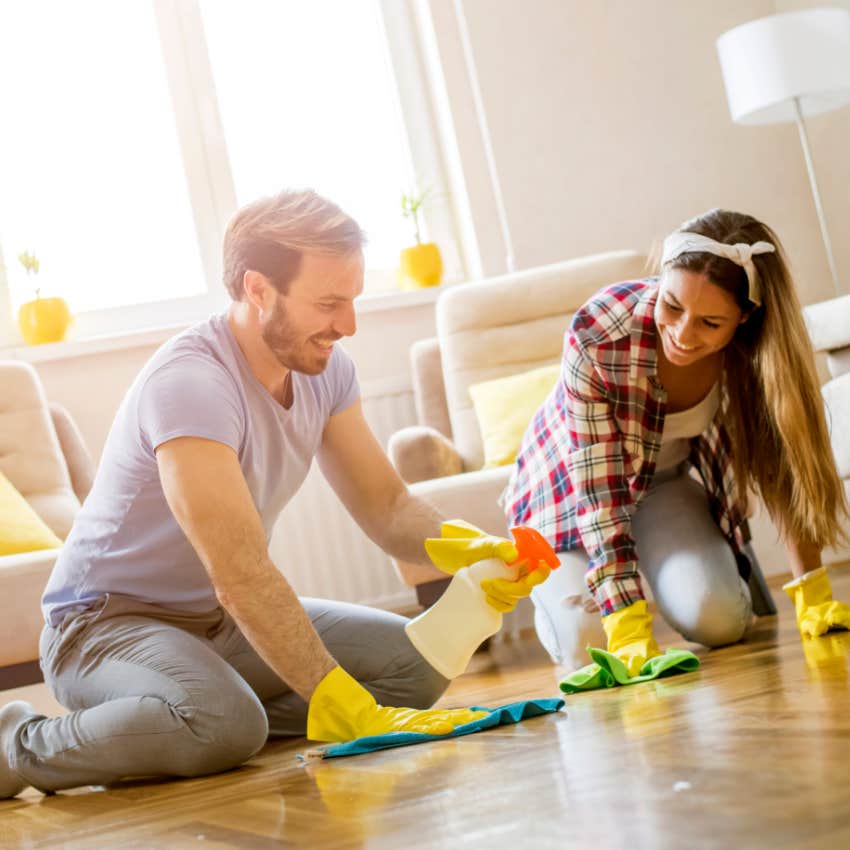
[268, 377, 419, 611]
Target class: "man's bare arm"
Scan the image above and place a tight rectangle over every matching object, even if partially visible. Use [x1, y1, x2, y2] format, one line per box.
[318, 400, 445, 572]
[156, 436, 336, 700]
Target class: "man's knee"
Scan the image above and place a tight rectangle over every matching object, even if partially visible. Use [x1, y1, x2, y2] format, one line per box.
[371, 642, 451, 710]
[404, 654, 451, 709]
[171, 691, 269, 777]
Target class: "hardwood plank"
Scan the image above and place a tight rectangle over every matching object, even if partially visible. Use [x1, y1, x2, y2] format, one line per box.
[2, 566, 849, 850]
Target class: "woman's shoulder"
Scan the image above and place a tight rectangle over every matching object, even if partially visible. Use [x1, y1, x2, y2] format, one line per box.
[570, 279, 657, 347]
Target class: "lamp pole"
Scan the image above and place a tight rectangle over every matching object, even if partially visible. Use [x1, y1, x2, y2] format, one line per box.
[793, 97, 842, 295]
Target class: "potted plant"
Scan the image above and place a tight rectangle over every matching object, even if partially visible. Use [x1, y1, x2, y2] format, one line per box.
[16, 251, 72, 345]
[398, 188, 443, 289]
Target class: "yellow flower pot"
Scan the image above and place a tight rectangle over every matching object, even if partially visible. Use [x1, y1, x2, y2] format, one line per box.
[399, 243, 443, 289]
[17, 297, 72, 345]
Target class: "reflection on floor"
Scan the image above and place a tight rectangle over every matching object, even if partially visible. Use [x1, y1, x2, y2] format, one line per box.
[2, 566, 850, 850]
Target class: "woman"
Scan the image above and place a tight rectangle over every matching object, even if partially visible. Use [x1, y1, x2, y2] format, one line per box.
[504, 209, 850, 673]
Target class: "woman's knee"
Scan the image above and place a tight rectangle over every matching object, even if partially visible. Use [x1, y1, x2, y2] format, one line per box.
[533, 594, 605, 669]
[531, 552, 604, 668]
[664, 582, 752, 648]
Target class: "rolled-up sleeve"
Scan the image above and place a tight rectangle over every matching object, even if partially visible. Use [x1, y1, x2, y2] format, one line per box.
[560, 336, 645, 615]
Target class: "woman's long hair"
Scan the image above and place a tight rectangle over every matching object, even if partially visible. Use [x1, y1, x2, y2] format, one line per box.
[665, 209, 847, 549]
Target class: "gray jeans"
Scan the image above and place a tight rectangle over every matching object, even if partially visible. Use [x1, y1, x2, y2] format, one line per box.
[531, 467, 753, 669]
[10, 595, 448, 792]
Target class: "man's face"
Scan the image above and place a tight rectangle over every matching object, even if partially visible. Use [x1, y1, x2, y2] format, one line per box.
[654, 267, 745, 366]
[260, 251, 364, 375]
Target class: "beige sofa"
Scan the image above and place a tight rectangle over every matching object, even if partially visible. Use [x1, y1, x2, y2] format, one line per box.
[387, 252, 650, 604]
[0, 361, 94, 688]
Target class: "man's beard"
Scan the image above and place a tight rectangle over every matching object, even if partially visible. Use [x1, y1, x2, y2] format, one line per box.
[260, 297, 335, 376]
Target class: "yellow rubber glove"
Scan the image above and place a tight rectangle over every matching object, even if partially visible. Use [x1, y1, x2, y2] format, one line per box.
[480, 563, 552, 613]
[783, 567, 850, 638]
[425, 520, 553, 613]
[306, 666, 487, 743]
[601, 599, 662, 677]
[424, 519, 518, 575]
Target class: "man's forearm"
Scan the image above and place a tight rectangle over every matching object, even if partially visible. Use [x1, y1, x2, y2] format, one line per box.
[156, 439, 338, 701]
[214, 557, 337, 701]
[376, 490, 445, 566]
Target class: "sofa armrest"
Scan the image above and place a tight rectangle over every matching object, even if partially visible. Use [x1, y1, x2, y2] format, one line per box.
[823, 373, 850, 479]
[803, 295, 850, 354]
[0, 548, 59, 667]
[391, 466, 512, 587]
[410, 337, 452, 438]
[50, 402, 95, 503]
[826, 348, 850, 380]
[388, 426, 464, 484]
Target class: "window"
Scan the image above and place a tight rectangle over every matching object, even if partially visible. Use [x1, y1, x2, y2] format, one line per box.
[0, 0, 459, 346]
[0, 1, 210, 337]
[200, 0, 415, 289]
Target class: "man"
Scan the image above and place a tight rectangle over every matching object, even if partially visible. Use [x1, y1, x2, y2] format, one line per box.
[0, 190, 545, 797]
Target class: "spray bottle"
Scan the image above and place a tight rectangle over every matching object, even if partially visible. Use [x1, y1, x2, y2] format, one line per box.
[405, 526, 559, 679]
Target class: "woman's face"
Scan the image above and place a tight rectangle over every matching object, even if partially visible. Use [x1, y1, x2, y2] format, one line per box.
[654, 267, 746, 366]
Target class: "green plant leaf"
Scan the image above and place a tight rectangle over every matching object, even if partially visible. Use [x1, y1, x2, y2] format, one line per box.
[18, 250, 40, 276]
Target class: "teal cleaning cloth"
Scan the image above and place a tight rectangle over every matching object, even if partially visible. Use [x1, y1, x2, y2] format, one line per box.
[298, 698, 565, 761]
[559, 647, 700, 694]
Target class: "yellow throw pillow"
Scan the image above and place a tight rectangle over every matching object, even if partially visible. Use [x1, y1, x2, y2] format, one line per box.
[469, 363, 561, 468]
[0, 470, 63, 556]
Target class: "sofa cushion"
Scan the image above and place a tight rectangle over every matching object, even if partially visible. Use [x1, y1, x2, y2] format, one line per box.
[0, 361, 80, 537]
[0, 470, 62, 555]
[388, 425, 463, 483]
[469, 363, 561, 468]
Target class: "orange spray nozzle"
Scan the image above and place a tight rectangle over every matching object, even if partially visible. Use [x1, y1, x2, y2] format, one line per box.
[507, 526, 559, 572]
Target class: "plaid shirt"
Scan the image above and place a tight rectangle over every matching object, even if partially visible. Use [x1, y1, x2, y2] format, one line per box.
[503, 280, 747, 616]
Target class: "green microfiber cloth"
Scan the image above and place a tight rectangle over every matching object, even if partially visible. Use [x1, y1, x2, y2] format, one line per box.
[297, 698, 565, 761]
[559, 647, 700, 694]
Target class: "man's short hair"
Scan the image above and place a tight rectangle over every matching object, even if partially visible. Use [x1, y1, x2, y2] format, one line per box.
[222, 189, 366, 300]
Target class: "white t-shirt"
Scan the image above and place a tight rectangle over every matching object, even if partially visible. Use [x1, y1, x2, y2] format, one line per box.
[655, 383, 720, 472]
[42, 313, 359, 626]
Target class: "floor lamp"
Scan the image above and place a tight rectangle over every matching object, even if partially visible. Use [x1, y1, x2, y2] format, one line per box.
[717, 8, 850, 296]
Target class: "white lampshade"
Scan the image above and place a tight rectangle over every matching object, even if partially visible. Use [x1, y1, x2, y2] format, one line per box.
[717, 8, 850, 125]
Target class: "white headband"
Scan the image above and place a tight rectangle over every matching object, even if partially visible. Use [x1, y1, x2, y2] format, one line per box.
[661, 231, 776, 307]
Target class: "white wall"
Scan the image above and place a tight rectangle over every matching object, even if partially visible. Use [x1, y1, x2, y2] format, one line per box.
[429, 0, 849, 307]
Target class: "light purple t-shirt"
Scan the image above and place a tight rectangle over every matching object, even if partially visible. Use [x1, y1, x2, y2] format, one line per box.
[42, 313, 359, 626]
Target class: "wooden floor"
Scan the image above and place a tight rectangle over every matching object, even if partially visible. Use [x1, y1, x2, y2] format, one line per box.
[3, 567, 850, 850]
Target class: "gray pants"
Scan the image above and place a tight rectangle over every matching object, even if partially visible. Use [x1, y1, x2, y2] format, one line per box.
[9, 595, 448, 792]
[531, 468, 753, 669]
